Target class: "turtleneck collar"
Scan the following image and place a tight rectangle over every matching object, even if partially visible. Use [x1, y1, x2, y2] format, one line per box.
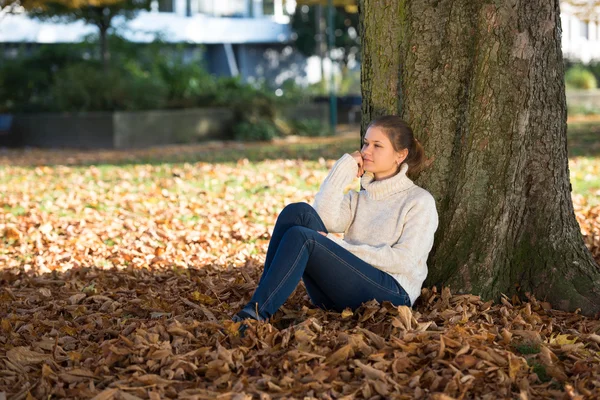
[360, 162, 414, 200]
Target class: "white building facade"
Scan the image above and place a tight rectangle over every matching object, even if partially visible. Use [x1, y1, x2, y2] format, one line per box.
[0, 0, 294, 44]
[0, 0, 599, 83]
[0, 0, 307, 84]
[561, 1, 600, 63]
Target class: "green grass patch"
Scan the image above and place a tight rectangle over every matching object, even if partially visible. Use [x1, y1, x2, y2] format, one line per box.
[567, 121, 600, 205]
[514, 343, 541, 355]
[569, 157, 600, 206]
[527, 360, 552, 383]
[3, 205, 27, 216]
[567, 121, 600, 158]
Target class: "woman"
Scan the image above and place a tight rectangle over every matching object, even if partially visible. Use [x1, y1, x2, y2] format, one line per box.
[232, 115, 438, 324]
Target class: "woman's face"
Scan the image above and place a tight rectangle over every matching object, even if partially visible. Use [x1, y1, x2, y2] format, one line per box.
[361, 126, 408, 180]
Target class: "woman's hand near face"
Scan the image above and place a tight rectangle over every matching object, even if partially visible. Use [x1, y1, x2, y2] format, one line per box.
[350, 151, 364, 177]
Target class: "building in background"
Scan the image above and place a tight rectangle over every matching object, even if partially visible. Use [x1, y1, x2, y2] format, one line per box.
[0, 0, 599, 85]
[561, 1, 600, 63]
[0, 0, 309, 85]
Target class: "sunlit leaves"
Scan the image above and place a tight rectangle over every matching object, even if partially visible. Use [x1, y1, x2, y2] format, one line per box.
[1, 138, 600, 398]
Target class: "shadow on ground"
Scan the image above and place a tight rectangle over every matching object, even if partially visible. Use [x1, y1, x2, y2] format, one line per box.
[0, 128, 361, 168]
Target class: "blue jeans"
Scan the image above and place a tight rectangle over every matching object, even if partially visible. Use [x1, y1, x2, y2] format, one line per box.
[238, 202, 411, 321]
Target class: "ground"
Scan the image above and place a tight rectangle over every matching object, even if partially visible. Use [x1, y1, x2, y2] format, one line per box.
[1, 123, 599, 399]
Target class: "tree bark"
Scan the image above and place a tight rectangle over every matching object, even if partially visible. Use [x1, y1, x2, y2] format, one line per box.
[359, 0, 600, 315]
[95, 8, 112, 72]
[99, 24, 110, 72]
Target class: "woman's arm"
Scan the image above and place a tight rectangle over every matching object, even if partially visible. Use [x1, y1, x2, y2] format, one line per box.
[326, 195, 438, 276]
[313, 153, 359, 233]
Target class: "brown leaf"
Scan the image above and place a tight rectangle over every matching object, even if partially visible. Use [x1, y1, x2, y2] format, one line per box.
[357, 327, 386, 350]
[354, 360, 386, 380]
[325, 344, 354, 366]
[3, 226, 22, 241]
[91, 388, 119, 400]
[430, 394, 457, 400]
[395, 305, 414, 330]
[6, 347, 50, 365]
[454, 354, 479, 370]
[372, 380, 390, 396]
[136, 374, 174, 385]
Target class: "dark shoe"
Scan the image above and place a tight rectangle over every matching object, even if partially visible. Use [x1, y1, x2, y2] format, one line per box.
[232, 309, 255, 337]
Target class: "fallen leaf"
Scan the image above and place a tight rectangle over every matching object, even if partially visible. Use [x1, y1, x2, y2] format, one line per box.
[6, 347, 50, 365]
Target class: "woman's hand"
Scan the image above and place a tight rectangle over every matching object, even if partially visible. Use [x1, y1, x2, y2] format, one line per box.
[350, 151, 364, 177]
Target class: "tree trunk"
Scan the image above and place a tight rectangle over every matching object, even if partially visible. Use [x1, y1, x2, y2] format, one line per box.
[359, 0, 600, 315]
[316, 5, 327, 86]
[96, 8, 111, 72]
[99, 24, 109, 72]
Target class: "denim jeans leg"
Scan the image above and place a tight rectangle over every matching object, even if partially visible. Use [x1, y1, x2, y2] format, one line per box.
[302, 238, 411, 311]
[257, 202, 327, 287]
[301, 272, 337, 310]
[241, 226, 410, 321]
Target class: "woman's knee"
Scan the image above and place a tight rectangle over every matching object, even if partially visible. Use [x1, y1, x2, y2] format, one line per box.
[280, 226, 322, 248]
[280, 202, 315, 219]
[282, 225, 312, 240]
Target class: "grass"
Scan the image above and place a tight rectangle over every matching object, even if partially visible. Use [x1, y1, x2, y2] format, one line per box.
[514, 343, 541, 355]
[568, 121, 600, 205]
[528, 361, 552, 383]
[0, 121, 599, 213]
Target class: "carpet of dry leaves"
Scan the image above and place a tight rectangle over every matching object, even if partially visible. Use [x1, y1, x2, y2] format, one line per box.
[1, 139, 600, 400]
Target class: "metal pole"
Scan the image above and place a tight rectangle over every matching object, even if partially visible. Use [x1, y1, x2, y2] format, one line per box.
[327, 0, 337, 132]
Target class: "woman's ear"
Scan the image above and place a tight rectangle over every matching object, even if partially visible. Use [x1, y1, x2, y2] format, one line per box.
[396, 148, 408, 165]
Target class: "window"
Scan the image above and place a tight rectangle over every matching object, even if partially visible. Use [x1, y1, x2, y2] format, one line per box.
[198, 0, 212, 14]
[263, 0, 274, 15]
[581, 20, 589, 39]
[198, 0, 247, 16]
[158, 0, 174, 12]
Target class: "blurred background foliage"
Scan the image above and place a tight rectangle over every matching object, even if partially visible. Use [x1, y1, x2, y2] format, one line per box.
[0, 2, 598, 142]
[0, 34, 330, 140]
[564, 60, 600, 116]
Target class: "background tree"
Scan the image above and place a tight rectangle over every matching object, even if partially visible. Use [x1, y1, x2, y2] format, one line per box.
[359, 0, 600, 315]
[291, 3, 360, 91]
[1, 0, 19, 13]
[562, 0, 600, 21]
[1, 0, 46, 15]
[26, 0, 151, 70]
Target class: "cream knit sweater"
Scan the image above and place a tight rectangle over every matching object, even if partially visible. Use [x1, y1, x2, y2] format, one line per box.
[312, 153, 438, 305]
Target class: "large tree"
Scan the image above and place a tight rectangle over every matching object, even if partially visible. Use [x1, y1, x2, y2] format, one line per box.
[359, 0, 600, 315]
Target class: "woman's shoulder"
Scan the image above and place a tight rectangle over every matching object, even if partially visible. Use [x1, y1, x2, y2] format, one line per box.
[406, 185, 437, 207]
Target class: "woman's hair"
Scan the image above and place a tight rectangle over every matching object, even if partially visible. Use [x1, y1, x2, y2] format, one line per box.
[367, 115, 426, 178]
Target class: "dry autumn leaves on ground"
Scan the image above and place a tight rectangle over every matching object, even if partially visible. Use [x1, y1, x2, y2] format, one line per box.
[1, 128, 600, 399]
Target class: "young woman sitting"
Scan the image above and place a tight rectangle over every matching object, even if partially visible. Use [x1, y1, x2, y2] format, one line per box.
[232, 115, 439, 325]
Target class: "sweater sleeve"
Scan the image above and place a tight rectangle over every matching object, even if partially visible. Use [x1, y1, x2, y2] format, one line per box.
[326, 194, 438, 276]
[312, 153, 358, 233]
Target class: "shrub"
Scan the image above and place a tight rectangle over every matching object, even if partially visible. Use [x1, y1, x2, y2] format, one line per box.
[289, 118, 331, 137]
[565, 66, 597, 90]
[233, 119, 281, 141]
[0, 34, 331, 142]
[49, 63, 168, 111]
[0, 44, 87, 112]
[154, 56, 218, 108]
[215, 77, 278, 121]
